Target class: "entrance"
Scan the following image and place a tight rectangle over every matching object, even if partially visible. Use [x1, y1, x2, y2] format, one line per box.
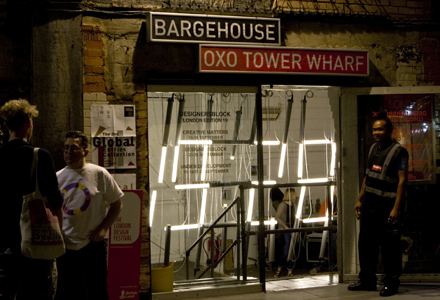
[147, 85, 341, 298]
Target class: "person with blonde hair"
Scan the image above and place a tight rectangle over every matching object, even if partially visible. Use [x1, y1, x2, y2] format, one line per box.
[0, 99, 63, 299]
[273, 188, 296, 277]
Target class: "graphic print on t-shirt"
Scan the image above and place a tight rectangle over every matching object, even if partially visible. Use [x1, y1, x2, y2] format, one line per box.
[60, 181, 91, 215]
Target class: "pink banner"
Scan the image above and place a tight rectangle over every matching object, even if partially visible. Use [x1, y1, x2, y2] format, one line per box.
[108, 190, 143, 300]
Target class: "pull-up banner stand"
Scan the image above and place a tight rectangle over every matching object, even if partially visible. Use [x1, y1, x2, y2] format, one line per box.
[108, 190, 143, 300]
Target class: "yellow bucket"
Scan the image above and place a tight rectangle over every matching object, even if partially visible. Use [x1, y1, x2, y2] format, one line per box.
[151, 262, 174, 293]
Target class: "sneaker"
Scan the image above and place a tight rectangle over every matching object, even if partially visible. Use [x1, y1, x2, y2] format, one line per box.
[379, 285, 398, 297]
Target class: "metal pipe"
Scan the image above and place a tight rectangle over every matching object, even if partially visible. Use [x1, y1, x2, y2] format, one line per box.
[300, 94, 307, 144]
[283, 93, 294, 144]
[164, 224, 171, 266]
[162, 95, 174, 146]
[256, 86, 266, 288]
[174, 95, 185, 145]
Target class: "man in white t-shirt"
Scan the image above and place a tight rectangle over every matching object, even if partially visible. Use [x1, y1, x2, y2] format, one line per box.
[55, 131, 123, 300]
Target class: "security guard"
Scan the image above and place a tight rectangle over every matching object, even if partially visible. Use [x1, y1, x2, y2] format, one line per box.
[348, 112, 408, 297]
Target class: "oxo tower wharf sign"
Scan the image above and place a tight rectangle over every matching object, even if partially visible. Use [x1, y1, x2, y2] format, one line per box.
[147, 12, 281, 45]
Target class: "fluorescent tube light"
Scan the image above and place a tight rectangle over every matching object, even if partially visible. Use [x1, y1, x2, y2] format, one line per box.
[330, 142, 336, 176]
[304, 139, 332, 145]
[296, 186, 306, 219]
[278, 143, 287, 178]
[199, 189, 208, 225]
[175, 183, 210, 189]
[298, 144, 304, 178]
[164, 224, 199, 231]
[298, 178, 329, 183]
[179, 140, 212, 145]
[149, 190, 157, 227]
[251, 180, 276, 185]
[158, 146, 167, 183]
[250, 220, 278, 226]
[171, 146, 179, 182]
[301, 217, 327, 223]
[200, 145, 208, 181]
[247, 189, 255, 222]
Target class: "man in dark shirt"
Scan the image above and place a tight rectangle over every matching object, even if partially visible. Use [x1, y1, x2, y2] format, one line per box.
[0, 99, 63, 300]
[348, 113, 408, 297]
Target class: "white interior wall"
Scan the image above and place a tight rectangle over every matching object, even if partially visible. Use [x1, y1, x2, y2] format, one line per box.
[148, 87, 337, 268]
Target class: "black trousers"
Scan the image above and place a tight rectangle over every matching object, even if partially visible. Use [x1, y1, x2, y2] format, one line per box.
[55, 241, 108, 300]
[358, 209, 402, 287]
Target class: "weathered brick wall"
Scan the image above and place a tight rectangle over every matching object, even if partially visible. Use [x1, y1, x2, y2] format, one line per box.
[82, 23, 150, 295]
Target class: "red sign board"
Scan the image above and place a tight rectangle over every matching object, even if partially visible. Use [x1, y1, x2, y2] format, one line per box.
[199, 45, 369, 76]
[108, 190, 143, 300]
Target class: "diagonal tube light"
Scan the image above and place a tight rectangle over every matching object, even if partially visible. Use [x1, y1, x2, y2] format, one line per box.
[201, 96, 214, 181]
[247, 188, 255, 222]
[172, 95, 185, 182]
[158, 95, 174, 183]
[199, 189, 208, 225]
[230, 106, 242, 160]
[149, 190, 157, 227]
[278, 93, 293, 178]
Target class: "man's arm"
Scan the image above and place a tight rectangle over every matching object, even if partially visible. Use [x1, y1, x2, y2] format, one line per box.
[388, 168, 408, 224]
[90, 199, 123, 242]
[354, 177, 367, 220]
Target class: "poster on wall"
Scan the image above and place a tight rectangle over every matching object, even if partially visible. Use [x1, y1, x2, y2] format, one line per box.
[383, 94, 434, 182]
[108, 190, 142, 300]
[91, 105, 137, 169]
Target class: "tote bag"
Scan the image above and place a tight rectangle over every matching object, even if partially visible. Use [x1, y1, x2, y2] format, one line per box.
[20, 148, 65, 260]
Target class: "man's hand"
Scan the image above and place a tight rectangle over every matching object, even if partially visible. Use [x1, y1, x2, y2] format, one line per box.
[354, 200, 362, 220]
[388, 207, 400, 225]
[90, 227, 107, 242]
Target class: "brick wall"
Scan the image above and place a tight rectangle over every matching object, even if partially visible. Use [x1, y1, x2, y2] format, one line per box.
[82, 24, 151, 295]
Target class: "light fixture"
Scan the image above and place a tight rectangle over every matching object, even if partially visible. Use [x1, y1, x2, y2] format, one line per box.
[149, 190, 157, 227]
[179, 140, 212, 145]
[158, 146, 167, 184]
[278, 143, 287, 178]
[251, 180, 276, 185]
[304, 139, 331, 145]
[230, 106, 242, 161]
[164, 224, 199, 231]
[297, 144, 304, 178]
[254, 140, 281, 145]
[296, 186, 307, 219]
[250, 220, 278, 226]
[199, 189, 208, 225]
[175, 183, 210, 189]
[200, 145, 208, 181]
[247, 188, 255, 222]
[171, 146, 180, 182]
[298, 178, 329, 183]
[171, 96, 185, 183]
[277, 94, 293, 178]
[330, 142, 336, 177]
[158, 96, 174, 183]
[301, 217, 327, 223]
